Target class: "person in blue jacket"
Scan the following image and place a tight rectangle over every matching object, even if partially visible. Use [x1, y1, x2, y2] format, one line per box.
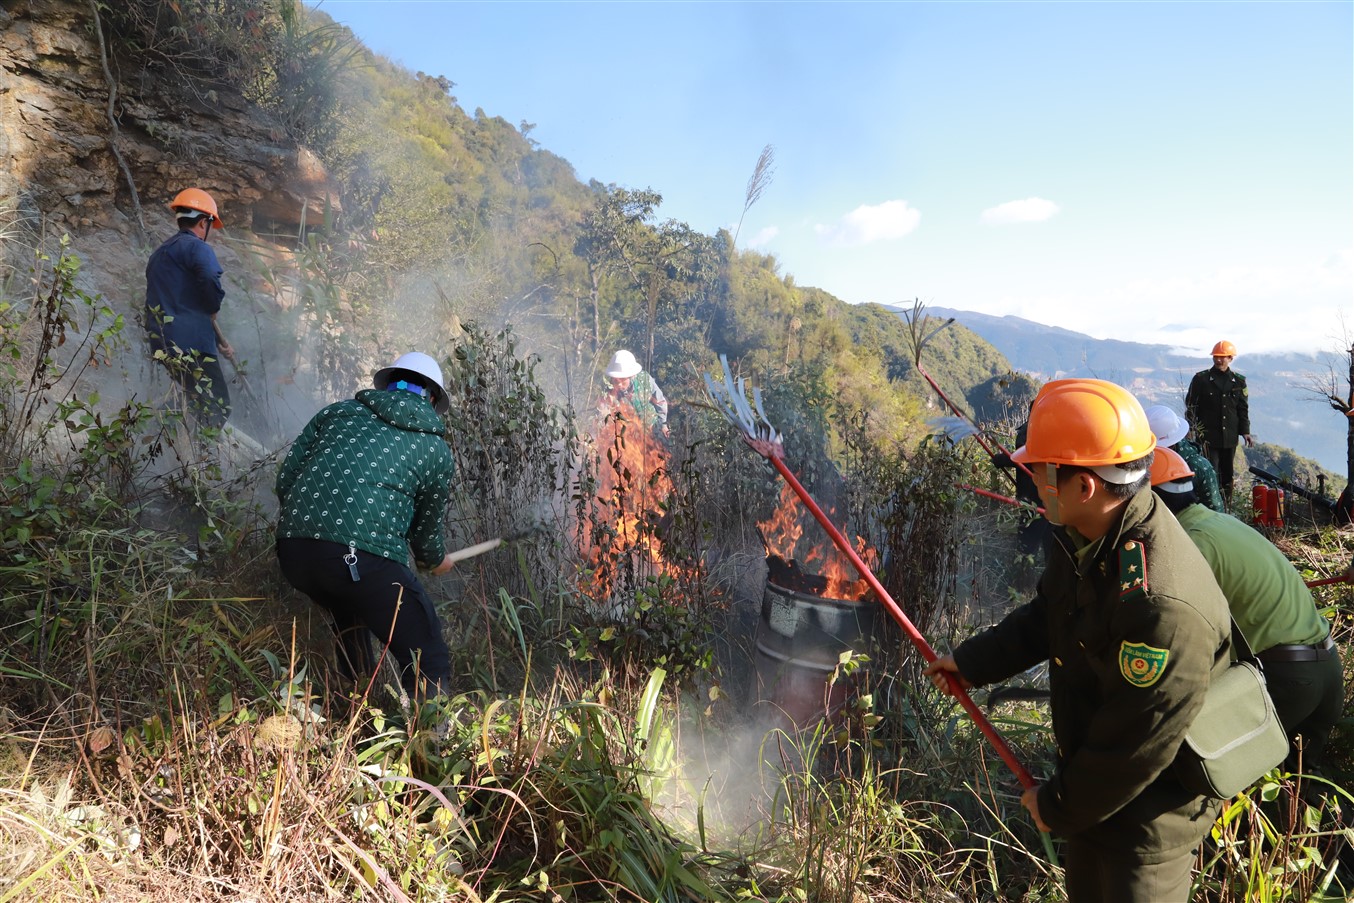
[144, 188, 235, 428]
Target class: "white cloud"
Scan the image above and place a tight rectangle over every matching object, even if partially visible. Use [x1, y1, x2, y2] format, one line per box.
[980, 197, 1060, 225]
[815, 200, 920, 247]
[745, 225, 779, 249]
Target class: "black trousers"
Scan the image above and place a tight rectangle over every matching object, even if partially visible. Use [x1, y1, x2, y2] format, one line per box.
[159, 350, 231, 429]
[1203, 443, 1237, 504]
[1262, 648, 1345, 771]
[276, 537, 451, 697]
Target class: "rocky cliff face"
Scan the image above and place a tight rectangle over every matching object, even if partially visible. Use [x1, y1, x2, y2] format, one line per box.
[1, 0, 344, 459]
[1, 0, 338, 236]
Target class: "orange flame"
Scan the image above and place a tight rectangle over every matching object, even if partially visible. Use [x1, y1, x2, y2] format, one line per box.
[577, 404, 678, 599]
[757, 482, 878, 601]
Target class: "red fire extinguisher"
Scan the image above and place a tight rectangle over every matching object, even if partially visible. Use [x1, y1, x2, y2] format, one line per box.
[1253, 485, 1271, 526]
[1252, 485, 1285, 528]
[1267, 487, 1285, 528]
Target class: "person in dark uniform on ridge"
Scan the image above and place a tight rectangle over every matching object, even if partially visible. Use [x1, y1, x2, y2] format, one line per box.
[1150, 447, 1343, 772]
[1184, 340, 1252, 507]
[926, 379, 1232, 903]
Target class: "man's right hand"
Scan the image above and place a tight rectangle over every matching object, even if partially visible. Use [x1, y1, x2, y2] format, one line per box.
[923, 654, 973, 698]
[430, 553, 455, 577]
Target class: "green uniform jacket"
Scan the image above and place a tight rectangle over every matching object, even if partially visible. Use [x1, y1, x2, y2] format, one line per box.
[276, 388, 454, 567]
[1185, 368, 1250, 450]
[1173, 439, 1225, 512]
[953, 489, 1231, 861]
[1175, 504, 1328, 651]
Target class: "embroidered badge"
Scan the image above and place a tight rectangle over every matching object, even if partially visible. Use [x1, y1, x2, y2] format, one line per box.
[1119, 641, 1168, 687]
[1119, 540, 1148, 602]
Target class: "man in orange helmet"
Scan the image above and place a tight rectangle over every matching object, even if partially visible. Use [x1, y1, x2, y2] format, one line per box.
[926, 379, 1232, 902]
[1184, 340, 1252, 507]
[144, 187, 235, 429]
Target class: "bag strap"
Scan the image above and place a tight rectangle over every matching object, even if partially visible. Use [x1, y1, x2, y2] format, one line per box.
[1230, 616, 1261, 667]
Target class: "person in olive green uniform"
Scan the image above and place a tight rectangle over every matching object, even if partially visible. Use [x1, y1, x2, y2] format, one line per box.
[927, 379, 1232, 903]
[275, 352, 456, 698]
[1150, 448, 1343, 771]
[1144, 404, 1225, 512]
[1184, 340, 1253, 507]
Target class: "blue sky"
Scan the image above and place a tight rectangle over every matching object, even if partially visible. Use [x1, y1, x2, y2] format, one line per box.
[312, 1, 1352, 357]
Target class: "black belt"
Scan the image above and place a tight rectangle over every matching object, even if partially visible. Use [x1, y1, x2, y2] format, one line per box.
[1257, 634, 1336, 664]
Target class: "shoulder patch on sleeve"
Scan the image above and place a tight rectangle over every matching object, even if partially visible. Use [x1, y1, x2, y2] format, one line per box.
[1120, 641, 1169, 687]
[1119, 540, 1148, 602]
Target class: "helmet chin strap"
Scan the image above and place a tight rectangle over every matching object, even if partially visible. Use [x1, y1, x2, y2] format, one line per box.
[1041, 463, 1062, 524]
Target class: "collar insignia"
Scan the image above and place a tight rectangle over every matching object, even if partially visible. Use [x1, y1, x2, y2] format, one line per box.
[1119, 540, 1148, 602]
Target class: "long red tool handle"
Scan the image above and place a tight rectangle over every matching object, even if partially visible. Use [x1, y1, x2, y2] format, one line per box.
[956, 483, 1045, 514]
[915, 362, 1037, 484]
[759, 442, 1037, 790]
[1307, 574, 1351, 589]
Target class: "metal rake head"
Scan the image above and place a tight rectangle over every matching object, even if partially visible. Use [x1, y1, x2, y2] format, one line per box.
[702, 354, 782, 445]
[928, 415, 980, 443]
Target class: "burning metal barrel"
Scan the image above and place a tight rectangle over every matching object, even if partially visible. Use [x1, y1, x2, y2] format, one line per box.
[754, 555, 877, 727]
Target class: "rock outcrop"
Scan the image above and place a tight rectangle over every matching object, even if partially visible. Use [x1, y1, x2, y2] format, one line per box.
[0, 0, 339, 236]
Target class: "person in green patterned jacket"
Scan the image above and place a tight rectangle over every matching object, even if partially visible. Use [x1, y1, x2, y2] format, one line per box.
[1144, 404, 1225, 512]
[598, 349, 670, 439]
[275, 351, 456, 698]
[926, 379, 1232, 903]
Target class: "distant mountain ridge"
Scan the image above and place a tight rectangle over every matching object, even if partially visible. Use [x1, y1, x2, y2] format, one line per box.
[897, 306, 1347, 475]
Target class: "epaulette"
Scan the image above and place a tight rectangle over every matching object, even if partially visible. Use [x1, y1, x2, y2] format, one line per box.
[1119, 539, 1148, 602]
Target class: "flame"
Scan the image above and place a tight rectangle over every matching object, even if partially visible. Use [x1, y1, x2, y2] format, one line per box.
[757, 483, 878, 601]
[577, 404, 677, 599]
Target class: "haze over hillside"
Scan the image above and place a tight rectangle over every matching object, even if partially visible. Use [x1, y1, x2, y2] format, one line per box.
[911, 306, 1349, 475]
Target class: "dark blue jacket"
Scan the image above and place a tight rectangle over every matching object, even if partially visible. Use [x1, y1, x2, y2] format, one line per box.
[145, 229, 225, 356]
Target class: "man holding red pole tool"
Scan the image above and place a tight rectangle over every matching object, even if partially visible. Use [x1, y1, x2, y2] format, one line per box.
[926, 379, 1233, 903]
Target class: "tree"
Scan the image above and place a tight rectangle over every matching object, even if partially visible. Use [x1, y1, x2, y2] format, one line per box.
[572, 185, 715, 376]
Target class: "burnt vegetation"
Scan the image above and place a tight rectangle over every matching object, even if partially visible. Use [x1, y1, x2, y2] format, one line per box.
[1, 3, 1353, 900]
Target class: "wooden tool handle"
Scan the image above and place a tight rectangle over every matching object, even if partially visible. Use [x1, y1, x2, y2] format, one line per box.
[446, 538, 504, 564]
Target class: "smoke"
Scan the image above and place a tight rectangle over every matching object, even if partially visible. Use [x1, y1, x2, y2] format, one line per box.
[655, 707, 803, 845]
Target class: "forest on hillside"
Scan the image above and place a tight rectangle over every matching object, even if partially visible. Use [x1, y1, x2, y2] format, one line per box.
[2, 3, 1354, 901]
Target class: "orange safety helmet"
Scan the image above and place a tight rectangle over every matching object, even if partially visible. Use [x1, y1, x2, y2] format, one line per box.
[1210, 340, 1237, 358]
[1011, 379, 1156, 468]
[1149, 446, 1194, 487]
[167, 188, 223, 228]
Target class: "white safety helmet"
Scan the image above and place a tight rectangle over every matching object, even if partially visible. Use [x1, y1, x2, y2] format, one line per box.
[1143, 404, 1188, 448]
[604, 349, 643, 380]
[373, 351, 448, 414]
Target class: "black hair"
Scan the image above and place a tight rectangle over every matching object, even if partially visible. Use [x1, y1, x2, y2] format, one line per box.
[390, 369, 439, 401]
[1152, 483, 1197, 514]
[1057, 450, 1154, 501]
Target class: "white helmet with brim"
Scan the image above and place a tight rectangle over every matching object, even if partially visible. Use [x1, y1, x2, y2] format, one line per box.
[604, 350, 643, 379]
[374, 351, 448, 414]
